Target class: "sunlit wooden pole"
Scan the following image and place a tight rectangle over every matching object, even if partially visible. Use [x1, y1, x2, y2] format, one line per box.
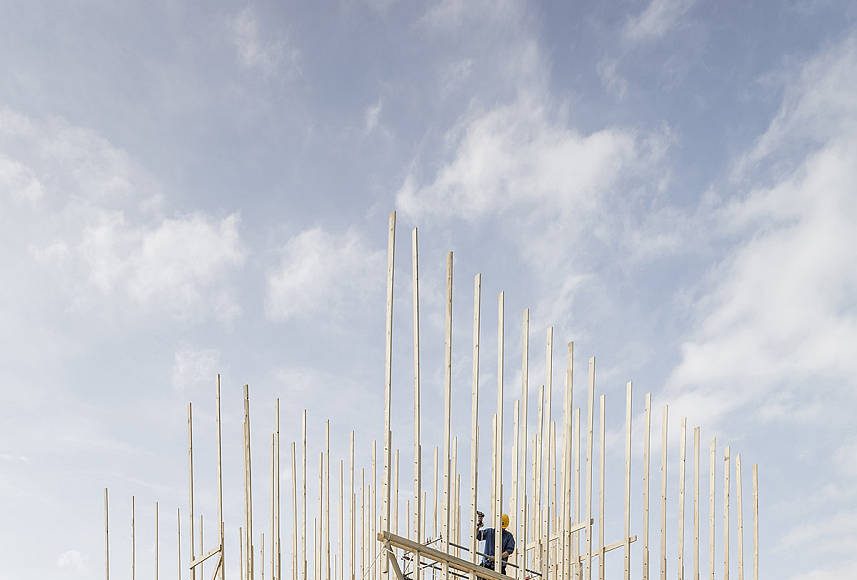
[303, 410, 308, 580]
[412, 228, 423, 580]
[493, 291, 504, 574]
[350, 432, 355, 580]
[104, 488, 110, 580]
[623, 382, 632, 580]
[441, 251, 454, 579]
[660, 405, 669, 580]
[293, 441, 299, 580]
[597, 395, 605, 580]
[244, 385, 255, 580]
[642, 394, 651, 580]
[131, 496, 137, 580]
[709, 438, 716, 580]
[693, 427, 700, 580]
[723, 446, 731, 580]
[382, 211, 396, 570]
[188, 403, 196, 580]
[469, 273, 482, 579]
[518, 309, 529, 580]
[216, 376, 226, 580]
[678, 418, 687, 580]
[584, 358, 595, 580]
[736, 454, 744, 580]
[326, 422, 331, 580]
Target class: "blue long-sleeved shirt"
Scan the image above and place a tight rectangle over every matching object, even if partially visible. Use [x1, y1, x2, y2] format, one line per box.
[476, 527, 515, 562]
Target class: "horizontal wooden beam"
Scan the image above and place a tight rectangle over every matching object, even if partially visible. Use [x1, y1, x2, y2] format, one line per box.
[577, 535, 638, 562]
[378, 531, 508, 580]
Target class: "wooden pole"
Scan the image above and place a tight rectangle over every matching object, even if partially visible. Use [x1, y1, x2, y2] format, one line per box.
[442, 251, 454, 579]
[693, 427, 700, 580]
[723, 446, 730, 580]
[326, 423, 332, 580]
[642, 394, 651, 580]
[433, 446, 439, 540]
[132, 495, 136, 580]
[660, 406, 668, 580]
[272, 433, 277, 580]
[736, 454, 744, 580]
[413, 228, 423, 580]
[293, 442, 299, 580]
[494, 291, 504, 575]
[361, 469, 365, 580]
[623, 382, 632, 580]
[104, 488, 110, 580]
[678, 418, 687, 580]
[584, 358, 595, 580]
[319, 453, 324, 580]
[597, 395, 605, 580]
[277, 400, 282, 580]
[394, 450, 400, 535]
[752, 465, 758, 580]
[469, 273, 482, 578]
[244, 385, 255, 580]
[155, 501, 161, 580]
[543, 328, 553, 580]
[177, 509, 182, 580]
[303, 410, 308, 580]
[188, 403, 196, 580]
[350, 433, 355, 580]
[709, 438, 716, 580]
[561, 343, 574, 580]
[216, 376, 225, 580]
[518, 309, 529, 580]
[382, 211, 396, 549]
[573, 407, 581, 580]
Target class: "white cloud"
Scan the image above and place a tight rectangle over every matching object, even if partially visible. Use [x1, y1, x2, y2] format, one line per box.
[266, 227, 384, 323]
[1, 106, 246, 323]
[624, 0, 696, 42]
[666, 36, 857, 427]
[172, 346, 222, 393]
[56, 550, 88, 574]
[230, 6, 299, 76]
[364, 99, 383, 134]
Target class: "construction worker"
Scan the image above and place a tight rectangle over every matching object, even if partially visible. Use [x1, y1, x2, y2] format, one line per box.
[475, 512, 515, 575]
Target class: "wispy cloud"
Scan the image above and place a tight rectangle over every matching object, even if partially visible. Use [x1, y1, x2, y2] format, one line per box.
[265, 227, 384, 324]
[230, 6, 300, 76]
[624, 0, 696, 42]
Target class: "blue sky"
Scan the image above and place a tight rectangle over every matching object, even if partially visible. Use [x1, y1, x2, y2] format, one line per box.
[2, 1, 857, 579]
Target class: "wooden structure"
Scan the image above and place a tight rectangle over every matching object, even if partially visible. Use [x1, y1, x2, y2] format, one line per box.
[102, 212, 760, 580]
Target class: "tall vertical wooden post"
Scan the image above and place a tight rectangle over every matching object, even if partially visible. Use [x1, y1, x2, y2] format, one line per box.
[693, 427, 700, 580]
[678, 418, 687, 580]
[326, 422, 331, 580]
[561, 343, 574, 580]
[584, 357, 595, 580]
[660, 405, 668, 580]
[382, 211, 396, 571]
[597, 396, 605, 580]
[293, 442, 299, 580]
[276, 399, 282, 580]
[188, 403, 196, 580]
[623, 382, 632, 580]
[469, 273, 482, 579]
[518, 309, 529, 580]
[709, 438, 716, 580]
[104, 488, 110, 580]
[155, 501, 160, 580]
[494, 291, 504, 575]
[542, 328, 553, 580]
[350, 432, 355, 580]
[216, 376, 225, 580]
[736, 454, 744, 580]
[723, 446, 731, 580]
[412, 228, 423, 580]
[441, 251, 454, 580]
[132, 495, 136, 580]
[642, 394, 651, 580]
[303, 410, 308, 580]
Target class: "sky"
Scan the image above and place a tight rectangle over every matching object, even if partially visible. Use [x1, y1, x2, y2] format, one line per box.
[1, 0, 856, 579]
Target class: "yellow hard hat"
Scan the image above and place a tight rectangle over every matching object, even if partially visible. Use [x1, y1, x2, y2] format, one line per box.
[501, 514, 510, 529]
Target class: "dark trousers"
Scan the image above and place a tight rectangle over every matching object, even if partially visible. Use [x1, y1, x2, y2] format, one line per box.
[480, 559, 507, 575]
